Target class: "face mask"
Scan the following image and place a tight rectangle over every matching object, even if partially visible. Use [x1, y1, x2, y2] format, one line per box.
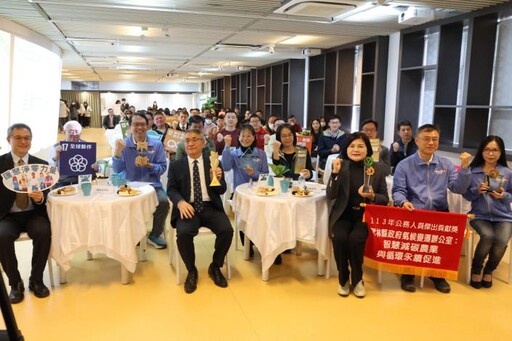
[205, 119, 212, 125]
[320, 122, 326, 127]
[268, 123, 274, 130]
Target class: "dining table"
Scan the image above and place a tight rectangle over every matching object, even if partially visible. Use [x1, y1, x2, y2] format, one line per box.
[233, 182, 330, 281]
[46, 182, 158, 284]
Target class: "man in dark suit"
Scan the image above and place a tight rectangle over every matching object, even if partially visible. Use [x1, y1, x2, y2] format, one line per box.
[0, 123, 51, 303]
[167, 128, 233, 294]
[102, 108, 120, 129]
[175, 110, 189, 131]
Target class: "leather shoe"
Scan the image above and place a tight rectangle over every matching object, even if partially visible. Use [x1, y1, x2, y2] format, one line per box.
[9, 281, 24, 304]
[28, 280, 50, 298]
[470, 279, 482, 289]
[431, 277, 451, 294]
[208, 264, 228, 288]
[184, 269, 198, 294]
[400, 275, 416, 292]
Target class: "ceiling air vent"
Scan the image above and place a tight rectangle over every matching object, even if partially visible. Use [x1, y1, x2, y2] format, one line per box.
[274, 0, 367, 18]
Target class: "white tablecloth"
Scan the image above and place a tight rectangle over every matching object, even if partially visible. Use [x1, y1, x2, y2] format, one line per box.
[47, 184, 158, 273]
[233, 183, 330, 277]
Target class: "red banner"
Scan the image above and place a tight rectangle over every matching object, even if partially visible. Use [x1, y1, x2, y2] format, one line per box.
[363, 204, 468, 280]
[296, 134, 313, 154]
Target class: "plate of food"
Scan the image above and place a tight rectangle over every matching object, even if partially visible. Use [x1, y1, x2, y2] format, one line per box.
[51, 185, 78, 196]
[291, 187, 313, 197]
[117, 184, 141, 197]
[253, 186, 278, 196]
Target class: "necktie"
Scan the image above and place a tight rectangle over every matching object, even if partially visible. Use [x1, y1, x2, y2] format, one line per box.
[16, 159, 29, 210]
[193, 160, 203, 213]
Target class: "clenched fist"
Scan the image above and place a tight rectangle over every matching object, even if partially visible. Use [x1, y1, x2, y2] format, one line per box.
[460, 152, 472, 168]
[332, 158, 342, 174]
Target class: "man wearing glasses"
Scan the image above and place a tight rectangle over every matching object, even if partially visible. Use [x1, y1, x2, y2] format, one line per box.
[112, 113, 169, 249]
[167, 129, 233, 294]
[0, 124, 52, 303]
[392, 124, 468, 294]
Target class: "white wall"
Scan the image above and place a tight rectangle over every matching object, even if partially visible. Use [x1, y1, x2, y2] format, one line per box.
[0, 19, 62, 157]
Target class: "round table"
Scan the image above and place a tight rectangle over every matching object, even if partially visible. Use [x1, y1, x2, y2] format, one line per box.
[233, 182, 330, 281]
[47, 183, 158, 284]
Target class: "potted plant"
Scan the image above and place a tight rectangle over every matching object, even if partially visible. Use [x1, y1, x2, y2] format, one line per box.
[268, 164, 291, 193]
[201, 96, 218, 112]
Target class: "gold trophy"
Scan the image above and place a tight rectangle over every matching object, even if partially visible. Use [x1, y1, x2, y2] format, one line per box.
[209, 151, 221, 186]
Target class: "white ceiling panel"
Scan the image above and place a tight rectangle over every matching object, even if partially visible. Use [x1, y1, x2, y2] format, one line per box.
[0, 0, 508, 83]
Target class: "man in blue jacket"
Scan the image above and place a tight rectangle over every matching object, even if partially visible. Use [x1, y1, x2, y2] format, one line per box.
[392, 124, 466, 294]
[112, 113, 169, 249]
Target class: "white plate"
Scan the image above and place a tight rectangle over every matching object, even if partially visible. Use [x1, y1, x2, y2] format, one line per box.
[51, 186, 78, 196]
[253, 187, 278, 196]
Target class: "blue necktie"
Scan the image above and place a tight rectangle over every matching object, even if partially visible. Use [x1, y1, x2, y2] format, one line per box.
[193, 160, 203, 213]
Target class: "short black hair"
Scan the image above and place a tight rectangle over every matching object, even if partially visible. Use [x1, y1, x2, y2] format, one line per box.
[416, 123, 439, 136]
[328, 115, 341, 123]
[189, 115, 205, 125]
[360, 119, 378, 131]
[129, 113, 148, 126]
[341, 132, 373, 160]
[396, 120, 412, 131]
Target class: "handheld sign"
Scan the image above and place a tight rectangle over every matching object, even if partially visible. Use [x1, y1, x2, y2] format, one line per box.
[2, 164, 59, 193]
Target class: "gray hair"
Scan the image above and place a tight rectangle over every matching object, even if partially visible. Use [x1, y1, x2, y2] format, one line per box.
[63, 120, 82, 133]
[7, 123, 32, 138]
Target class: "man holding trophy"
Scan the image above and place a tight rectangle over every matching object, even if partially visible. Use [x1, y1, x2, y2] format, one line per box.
[167, 128, 233, 294]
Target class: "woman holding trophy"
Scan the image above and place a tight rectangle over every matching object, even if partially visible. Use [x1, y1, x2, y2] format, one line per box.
[457, 135, 512, 289]
[221, 124, 269, 258]
[326, 132, 389, 298]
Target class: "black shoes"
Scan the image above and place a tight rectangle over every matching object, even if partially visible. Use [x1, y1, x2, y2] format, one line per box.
[184, 269, 198, 294]
[9, 281, 24, 304]
[482, 274, 493, 288]
[400, 275, 416, 292]
[430, 277, 451, 294]
[208, 264, 228, 288]
[28, 280, 50, 298]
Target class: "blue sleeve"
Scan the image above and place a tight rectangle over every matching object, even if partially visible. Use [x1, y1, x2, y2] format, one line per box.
[221, 148, 235, 171]
[392, 163, 408, 207]
[149, 143, 167, 176]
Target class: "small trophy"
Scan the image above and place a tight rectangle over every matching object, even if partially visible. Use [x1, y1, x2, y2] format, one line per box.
[363, 157, 375, 193]
[486, 168, 504, 192]
[209, 151, 221, 186]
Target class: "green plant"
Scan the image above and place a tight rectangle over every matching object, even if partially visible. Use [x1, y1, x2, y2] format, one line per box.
[201, 96, 218, 111]
[299, 130, 311, 136]
[269, 164, 289, 177]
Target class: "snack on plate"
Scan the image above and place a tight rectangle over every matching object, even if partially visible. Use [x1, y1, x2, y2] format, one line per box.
[255, 186, 276, 196]
[291, 187, 312, 196]
[56, 186, 76, 195]
[117, 184, 139, 196]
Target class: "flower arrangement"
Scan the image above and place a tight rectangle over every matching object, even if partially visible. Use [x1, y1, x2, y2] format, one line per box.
[269, 164, 289, 177]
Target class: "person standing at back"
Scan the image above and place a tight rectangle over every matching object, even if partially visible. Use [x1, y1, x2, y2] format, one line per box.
[390, 120, 418, 173]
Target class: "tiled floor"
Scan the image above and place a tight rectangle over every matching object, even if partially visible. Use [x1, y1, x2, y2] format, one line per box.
[3, 129, 512, 340]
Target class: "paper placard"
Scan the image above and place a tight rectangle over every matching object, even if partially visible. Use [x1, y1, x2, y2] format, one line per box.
[59, 141, 97, 176]
[1, 163, 59, 193]
[163, 129, 186, 153]
[120, 121, 130, 138]
[94, 186, 115, 194]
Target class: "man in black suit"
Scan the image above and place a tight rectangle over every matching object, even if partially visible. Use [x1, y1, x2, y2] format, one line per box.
[102, 108, 120, 129]
[167, 128, 233, 294]
[0, 123, 51, 303]
[174, 110, 189, 131]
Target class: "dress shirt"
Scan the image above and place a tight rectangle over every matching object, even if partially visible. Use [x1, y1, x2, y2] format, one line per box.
[187, 155, 210, 203]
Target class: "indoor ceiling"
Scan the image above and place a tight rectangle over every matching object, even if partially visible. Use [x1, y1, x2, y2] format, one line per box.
[0, 0, 508, 83]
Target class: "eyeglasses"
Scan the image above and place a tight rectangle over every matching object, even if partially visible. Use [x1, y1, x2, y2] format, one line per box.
[483, 148, 500, 154]
[185, 137, 203, 144]
[419, 137, 439, 143]
[11, 136, 32, 141]
[131, 123, 147, 127]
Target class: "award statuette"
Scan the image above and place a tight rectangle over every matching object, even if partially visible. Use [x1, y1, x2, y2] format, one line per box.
[209, 151, 221, 186]
[486, 168, 504, 192]
[363, 157, 375, 193]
